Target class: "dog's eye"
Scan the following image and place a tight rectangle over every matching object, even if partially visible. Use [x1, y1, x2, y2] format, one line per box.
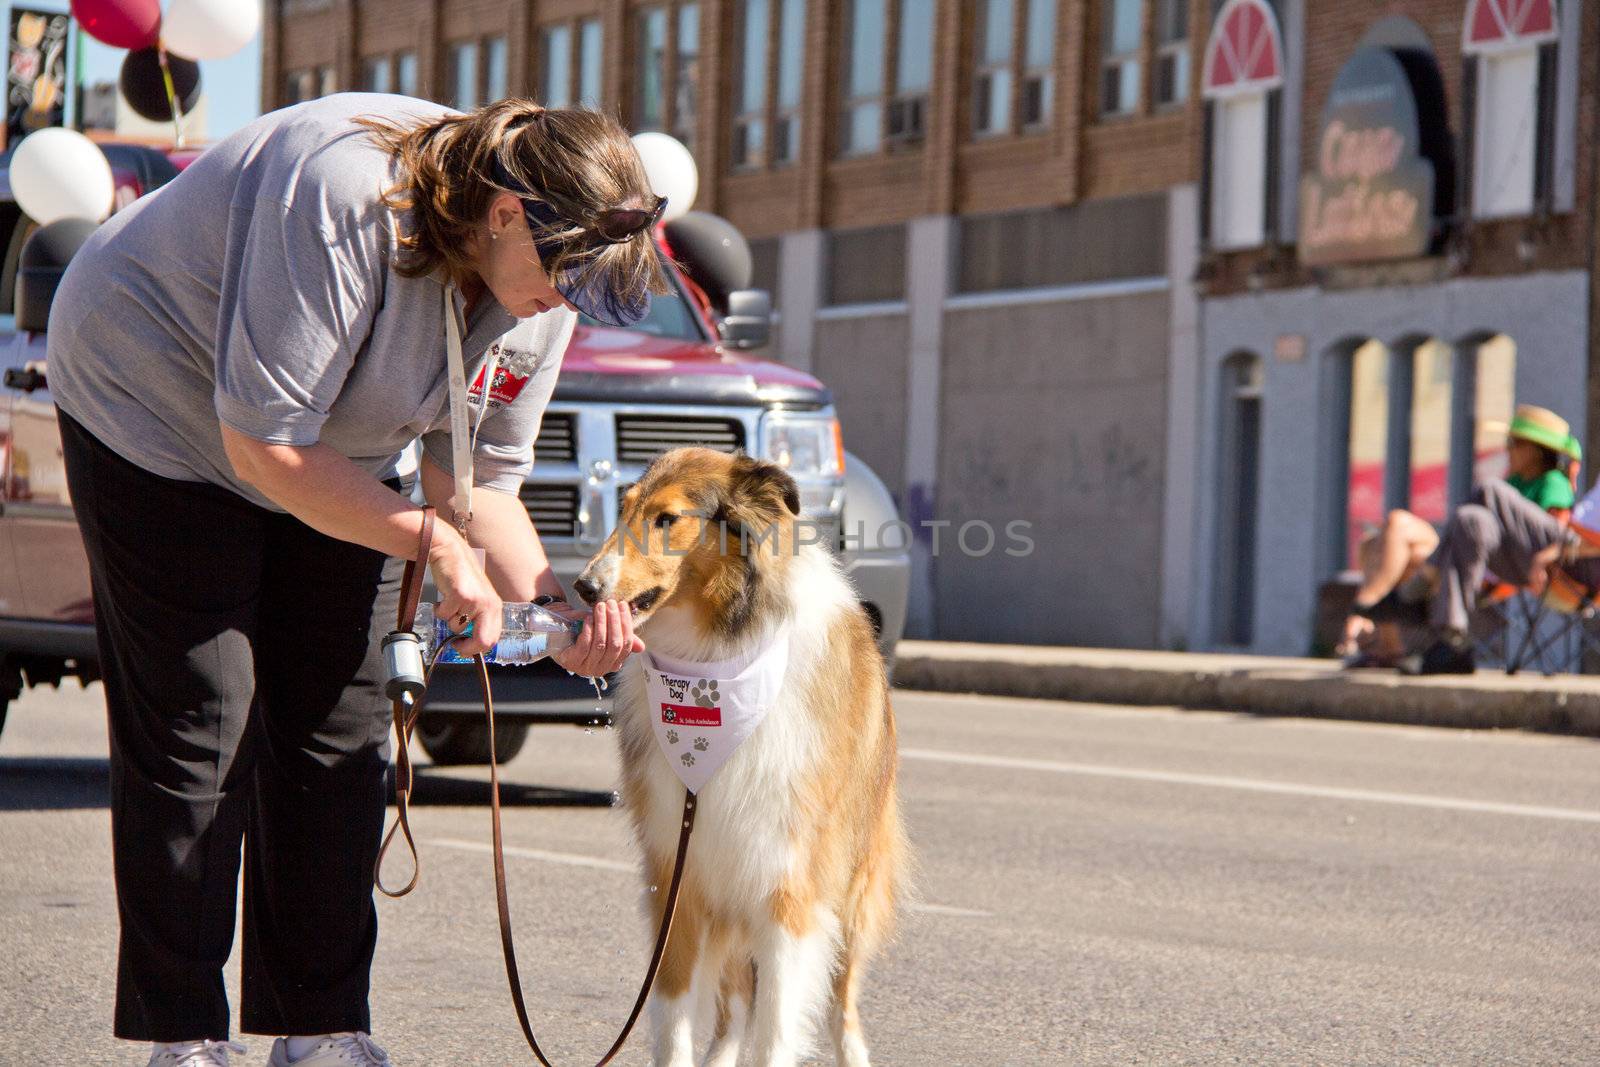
[654, 512, 677, 529]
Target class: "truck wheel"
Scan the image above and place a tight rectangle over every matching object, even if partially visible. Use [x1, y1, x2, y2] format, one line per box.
[415, 714, 529, 766]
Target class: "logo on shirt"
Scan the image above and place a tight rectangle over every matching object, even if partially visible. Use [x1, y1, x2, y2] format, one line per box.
[468, 343, 541, 410]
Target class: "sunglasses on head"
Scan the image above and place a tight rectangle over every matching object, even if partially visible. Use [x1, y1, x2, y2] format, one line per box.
[499, 169, 667, 246]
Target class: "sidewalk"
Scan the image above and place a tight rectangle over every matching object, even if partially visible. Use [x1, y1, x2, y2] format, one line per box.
[892, 641, 1600, 736]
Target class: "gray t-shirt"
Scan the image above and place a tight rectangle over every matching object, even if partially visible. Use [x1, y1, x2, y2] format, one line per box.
[48, 92, 576, 511]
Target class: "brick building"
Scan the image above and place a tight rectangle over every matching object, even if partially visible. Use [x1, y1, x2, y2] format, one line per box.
[1190, 0, 1598, 654]
[263, 0, 1214, 648]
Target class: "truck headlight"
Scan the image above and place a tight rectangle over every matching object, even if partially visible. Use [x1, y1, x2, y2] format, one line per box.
[761, 413, 844, 479]
[760, 412, 845, 515]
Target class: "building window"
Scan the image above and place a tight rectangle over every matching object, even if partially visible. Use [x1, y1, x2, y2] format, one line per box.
[972, 0, 1012, 137]
[733, 0, 804, 167]
[636, 8, 667, 129]
[1344, 339, 1390, 570]
[840, 0, 886, 154]
[674, 5, 700, 146]
[635, 4, 699, 148]
[839, 0, 933, 156]
[1463, 0, 1558, 219]
[541, 20, 603, 109]
[317, 65, 337, 96]
[362, 55, 390, 94]
[774, 0, 803, 161]
[1200, 0, 1284, 249]
[579, 19, 603, 107]
[1153, 0, 1188, 106]
[485, 36, 508, 103]
[284, 69, 315, 104]
[1021, 0, 1056, 129]
[890, 0, 934, 146]
[972, 0, 1056, 138]
[448, 40, 479, 109]
[396, 51, 418, 97]
[541, 25, 573, 106]
[1100, 0, 1142, 116]
[732, 0, 770, 168]
[1406, 339, 1454, 527]
[1471, 334, 1517, 485]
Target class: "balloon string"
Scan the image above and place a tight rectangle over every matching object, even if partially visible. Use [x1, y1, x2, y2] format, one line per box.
[156, 44, 184, 149]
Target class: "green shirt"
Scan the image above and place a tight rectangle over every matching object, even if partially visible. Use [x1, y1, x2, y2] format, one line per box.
[1508, 468, 1576, 511]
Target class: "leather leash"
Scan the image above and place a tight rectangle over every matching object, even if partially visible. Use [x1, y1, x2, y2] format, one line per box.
[375, 506, 698, 1066]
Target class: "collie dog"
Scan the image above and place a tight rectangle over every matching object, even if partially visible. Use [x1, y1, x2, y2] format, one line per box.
[574, 447, 908, 1067]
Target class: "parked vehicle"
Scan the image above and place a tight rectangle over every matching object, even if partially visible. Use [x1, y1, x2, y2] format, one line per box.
[0, 142, 909, 761]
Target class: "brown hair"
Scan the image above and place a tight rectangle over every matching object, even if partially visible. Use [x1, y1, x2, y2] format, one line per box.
[357, 98, 669, 304]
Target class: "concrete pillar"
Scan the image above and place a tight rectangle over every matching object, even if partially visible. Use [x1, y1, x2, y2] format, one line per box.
[902, 215, 954, 638]
[777, 229, 823, 374]
[1158, 183, 1202, 650]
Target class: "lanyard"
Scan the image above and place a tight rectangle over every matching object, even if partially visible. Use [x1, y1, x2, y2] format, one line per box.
[443, 283, 501, 538]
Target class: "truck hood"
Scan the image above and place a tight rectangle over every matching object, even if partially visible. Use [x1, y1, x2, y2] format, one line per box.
[557, 324, 830, 409]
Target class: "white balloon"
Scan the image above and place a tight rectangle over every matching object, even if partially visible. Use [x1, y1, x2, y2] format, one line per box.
[163, 0, 262, 61]
[630, 132, 698, 223]
[10, 128, 114, 225]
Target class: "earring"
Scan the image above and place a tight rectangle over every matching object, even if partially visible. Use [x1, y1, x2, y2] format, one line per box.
[490, 229, 500, 241]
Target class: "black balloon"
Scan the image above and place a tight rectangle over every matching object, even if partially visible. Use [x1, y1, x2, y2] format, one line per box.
[663, 211, 753, 309]
[119, 47, 202, 122]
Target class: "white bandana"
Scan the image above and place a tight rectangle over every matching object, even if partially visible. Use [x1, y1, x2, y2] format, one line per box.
[643, 629, 790, 795]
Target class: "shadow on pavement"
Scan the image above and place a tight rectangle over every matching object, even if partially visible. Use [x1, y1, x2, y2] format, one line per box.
[0, 757, 110, 811]
[0, 759, 615, 812]
[389, 767, 617, 808]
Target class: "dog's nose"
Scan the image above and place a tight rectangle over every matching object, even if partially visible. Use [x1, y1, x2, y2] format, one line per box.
[573, 575, 601, 606]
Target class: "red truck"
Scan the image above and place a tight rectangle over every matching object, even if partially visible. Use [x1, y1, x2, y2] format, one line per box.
[0, 142, 909, 763]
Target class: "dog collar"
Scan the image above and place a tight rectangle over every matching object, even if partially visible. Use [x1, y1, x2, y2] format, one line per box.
[643, 628, 791, 795]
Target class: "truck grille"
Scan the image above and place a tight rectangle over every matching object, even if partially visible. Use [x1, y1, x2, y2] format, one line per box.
[615, 415, 745, 463]
[534, 413, 576, 463]
[520, 483, 579, 538]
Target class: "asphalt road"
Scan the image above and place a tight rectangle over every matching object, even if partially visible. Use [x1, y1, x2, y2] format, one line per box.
[3, 682, 1599, 1065]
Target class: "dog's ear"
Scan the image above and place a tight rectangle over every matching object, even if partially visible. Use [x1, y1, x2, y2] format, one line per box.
[727, 454, 801, 519]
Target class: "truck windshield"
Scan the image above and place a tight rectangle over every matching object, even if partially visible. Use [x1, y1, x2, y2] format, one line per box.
[576, 266, 707, 341]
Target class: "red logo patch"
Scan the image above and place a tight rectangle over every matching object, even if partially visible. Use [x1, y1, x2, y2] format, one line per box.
[661, 703, 722, 728]
[469, 362, 530, 407]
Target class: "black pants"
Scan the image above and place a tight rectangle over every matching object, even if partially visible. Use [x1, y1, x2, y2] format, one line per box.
[59, 410, 402, 1042]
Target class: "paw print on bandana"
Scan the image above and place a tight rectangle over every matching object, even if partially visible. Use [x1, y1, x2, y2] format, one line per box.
[688, 680, 719, 708]
[692, 736, 709, 752]
[665, 729, 680, 746]
[680, 751, 696, 767]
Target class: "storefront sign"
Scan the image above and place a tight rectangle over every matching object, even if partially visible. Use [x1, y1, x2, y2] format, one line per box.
[6, 7, 69, 147]
[1298, 47, 1437, 267]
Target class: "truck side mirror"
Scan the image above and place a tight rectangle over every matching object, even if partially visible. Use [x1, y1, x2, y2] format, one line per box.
[14, 218, 97, 333]
[718, 288, 772, 351]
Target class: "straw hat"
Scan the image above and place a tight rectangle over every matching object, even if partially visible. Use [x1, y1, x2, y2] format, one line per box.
[1506, 404, 1582, 461]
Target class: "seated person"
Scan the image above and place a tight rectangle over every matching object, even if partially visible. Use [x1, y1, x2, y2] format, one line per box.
[1339, 404, 1579, 666]
[1405, 469, 1600, 674]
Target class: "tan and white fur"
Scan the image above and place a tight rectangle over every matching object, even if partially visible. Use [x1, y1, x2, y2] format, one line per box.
[574, 448, 908, 1067]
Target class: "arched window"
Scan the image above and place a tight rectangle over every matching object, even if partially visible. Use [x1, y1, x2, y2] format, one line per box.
[1201, 0, 1284, 249]
[1463, 0, 1558, 218]
[1342, 339, 1390, 569]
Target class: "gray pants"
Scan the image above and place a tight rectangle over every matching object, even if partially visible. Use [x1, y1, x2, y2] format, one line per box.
[1427, 479, 1600, 632]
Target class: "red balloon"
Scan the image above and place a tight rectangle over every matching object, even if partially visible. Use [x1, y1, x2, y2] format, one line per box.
[70, 0, 161, 50]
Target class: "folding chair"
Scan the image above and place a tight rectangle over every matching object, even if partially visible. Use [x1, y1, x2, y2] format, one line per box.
[1503, 566, 1600, 675]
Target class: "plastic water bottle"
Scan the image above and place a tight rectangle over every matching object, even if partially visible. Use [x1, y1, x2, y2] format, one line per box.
[414, 601, 582, 666]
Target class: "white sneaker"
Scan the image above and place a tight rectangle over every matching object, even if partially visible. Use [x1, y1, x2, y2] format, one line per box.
[268, 1032, 393, 1066]
[147, 1040, 248, 1066]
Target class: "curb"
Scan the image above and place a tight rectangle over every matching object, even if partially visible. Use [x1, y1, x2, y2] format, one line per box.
[890, 641, 1600, 737]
